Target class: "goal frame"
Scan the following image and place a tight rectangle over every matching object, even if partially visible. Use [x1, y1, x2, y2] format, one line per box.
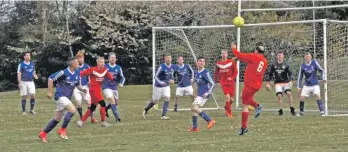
[152, 19, 331, 113]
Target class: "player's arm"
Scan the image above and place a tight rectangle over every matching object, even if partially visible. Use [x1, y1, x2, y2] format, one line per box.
[75, 74, 87, 93]
[213, 65, 219, 83]
[33, 63, 38, 80]
[80, 67, 92, 77]
[265, 64, 274, 90]
[231, 43, 253, 63]
[188, 64, 194, 83]
[47, 70, 64, 98]
[297, 65, 304, 92]
[287, 63, 294, 87]
[204, 72, 215, 97]
[315, 60, 326, 82]
[154, 66, 166, 85]
[192, 80, 198, 98]
[231, 60, 238, 80]
[169, 65, 175, 84]
[106, 70, 114, 81]
[17, 64, 22, 88]
[118, 67, 125, 87]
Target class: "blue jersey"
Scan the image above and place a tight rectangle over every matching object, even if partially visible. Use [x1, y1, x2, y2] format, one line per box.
[297, 60, 325, 88]
[49, 68, 80, 101]
[174, 64, 194, 87]
[17, 61, 35, 81]
[154, 63, 175, 87]
[77, 64, 90, 86]
[102, 63, 125, 90]
[195, 68, 215, 97]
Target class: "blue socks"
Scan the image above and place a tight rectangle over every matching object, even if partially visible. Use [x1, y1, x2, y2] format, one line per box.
[44, 119, 59, 133]
[21, 100, 26, 112]
[192, 116, 198, 128]
[30, 99, 35, 111]
[317, 99, 324, 112]
[162, 101, 169, 116]
[111, 104, 120, 119]
[145, 101, 155, 111]
[62, 112, 74, 129]
[199, 111, 211, 122]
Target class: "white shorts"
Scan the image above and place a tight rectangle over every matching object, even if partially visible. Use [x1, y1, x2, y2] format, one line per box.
[193, 96, 208, 106]
[275, 83, 292, 95]
[153, 86, 170, 101]
[176, 86, 193, 96]
[73, 86, 91, 105]
[301, 85, 320, 97]
[103, 89, 119, 100]
[20, 81, 36, 96]
[55, 97, 72, 112]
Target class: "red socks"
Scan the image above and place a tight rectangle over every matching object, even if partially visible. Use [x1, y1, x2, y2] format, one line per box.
[241, 112, 249, 129]
[81, 109, 91, 122]
[251, 100, 259, 108]
[100, 107, 106, 121]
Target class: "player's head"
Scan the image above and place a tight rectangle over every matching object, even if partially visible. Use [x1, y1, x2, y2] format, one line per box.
[96, 56, 105, 69]
[23, 52, 31, 61]
[304, 52, 312, 63]
[67, 57, 79, 69]
[177, 56, 184, 65]
[196, 56, 205, 69]
[221, 49, 228, 59]
[164, 54, 172, 64]
[277, 51, 285, 62]
[76, 50, 85, 65]
[108, 52, 116, 64]
[254, 46, 265, 54]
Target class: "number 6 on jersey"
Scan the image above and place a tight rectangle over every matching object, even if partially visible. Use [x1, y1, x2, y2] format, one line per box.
[257, 61, 264, 72]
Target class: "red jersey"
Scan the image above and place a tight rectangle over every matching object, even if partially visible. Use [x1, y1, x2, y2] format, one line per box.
[214, 59, 238, 86]
[80, 66, 113, 90]
[232, 48, 268, 90]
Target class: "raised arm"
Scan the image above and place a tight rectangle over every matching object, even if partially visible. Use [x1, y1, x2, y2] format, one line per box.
[231, 44, 253, 63]
[315, 60, 325, 80]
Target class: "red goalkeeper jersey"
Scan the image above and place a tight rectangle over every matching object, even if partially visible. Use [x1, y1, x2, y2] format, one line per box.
[232, 48, 268, 90]
[214, 59, 238, 86]
[80, 66, 113, 90]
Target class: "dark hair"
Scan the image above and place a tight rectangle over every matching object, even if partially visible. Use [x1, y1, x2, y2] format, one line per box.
[197, 56, 205, 61]
[304, 52, 311, 56]
[23, 51, 31, 56]
[256, 46, 265, 54]
[277, 51, 284, 55]
[67, 57, 77, 65]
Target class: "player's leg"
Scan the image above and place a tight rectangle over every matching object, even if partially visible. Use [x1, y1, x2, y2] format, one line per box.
[284, 89, 295, 116]
[58, 98, 77, 139]
[28, 81, 36, 114]
[313, 85, 324, 115]
[78, 89, 98, 126]
[161, 86, 171, 120]
[143, 87, 160, 118]
[104, 89, 121, 122]
[98, 100, 111, 127]
[20, 82, 28, 115]
[73, 88, 83, 118]
[299, 86, 311, 116]
[275, 84, 284, 115]
[221, 85, 231, 117]
[39, 97, 66, 142]
[191, 96, 215, 131]
[174, 87, 184, 112]
[228, 85, 235, 117]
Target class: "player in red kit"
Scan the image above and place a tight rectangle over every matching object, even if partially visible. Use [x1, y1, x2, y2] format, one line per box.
[214, 49, 238, 118]
[77, 57, 114, 127]
[231, 43, 268, 135]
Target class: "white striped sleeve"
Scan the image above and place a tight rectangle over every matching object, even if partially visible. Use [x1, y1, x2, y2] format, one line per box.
[188, 64, 194, 80]
[315, 60, 325, 80]
[154, 66, 163, 84]
[49, 70, 64, 81]
[205, 71, 215, 93]
[17, 64, 21, 74]
[119, 66, 126, 85]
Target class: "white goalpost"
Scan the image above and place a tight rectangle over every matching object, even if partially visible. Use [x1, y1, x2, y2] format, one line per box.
[152, 19, 348, 116]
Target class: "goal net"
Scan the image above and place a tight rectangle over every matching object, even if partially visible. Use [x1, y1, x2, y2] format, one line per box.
[152, 19, 348, 116]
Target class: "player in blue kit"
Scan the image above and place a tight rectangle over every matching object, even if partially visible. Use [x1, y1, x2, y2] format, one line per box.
[297, 52, 326, 116]
[39, 57, 86, 143]
[190, 57, 216, 132]
[73, 51, 98, 123]
[143, 54, 175, 120]
[103, 53, 125, 122]
[17, 52, 39, 115]
[173, 56, 195, 112]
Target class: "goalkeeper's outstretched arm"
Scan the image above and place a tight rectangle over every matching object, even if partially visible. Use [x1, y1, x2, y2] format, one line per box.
[231, 43, 252, 63]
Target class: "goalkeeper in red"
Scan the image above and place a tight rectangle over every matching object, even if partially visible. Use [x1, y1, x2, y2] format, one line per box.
[214, 49, 238, 118]
[231, 43, 268, 135]
[77, 56, 114, 127]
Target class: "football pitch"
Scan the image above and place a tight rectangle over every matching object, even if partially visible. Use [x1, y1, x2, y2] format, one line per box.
[0, 85, 347, 152]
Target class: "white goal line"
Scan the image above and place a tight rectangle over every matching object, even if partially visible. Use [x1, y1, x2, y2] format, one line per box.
[152, 19, 326, 30]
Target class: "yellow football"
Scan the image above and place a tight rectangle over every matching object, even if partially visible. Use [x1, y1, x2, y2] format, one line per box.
[233, 16, 245, 28]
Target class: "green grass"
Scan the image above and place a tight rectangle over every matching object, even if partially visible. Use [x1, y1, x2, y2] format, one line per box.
[0, 85, 348, 152]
